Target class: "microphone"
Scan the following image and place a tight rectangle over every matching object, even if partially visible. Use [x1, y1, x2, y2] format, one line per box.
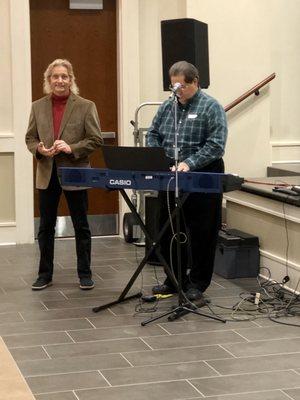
[170, 82, 182, 93]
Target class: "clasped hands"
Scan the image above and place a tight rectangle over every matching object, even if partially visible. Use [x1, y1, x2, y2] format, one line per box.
[37, 140, 72, 157]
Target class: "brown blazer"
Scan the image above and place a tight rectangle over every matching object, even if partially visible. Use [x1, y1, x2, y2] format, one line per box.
[25, 93, 103, 190]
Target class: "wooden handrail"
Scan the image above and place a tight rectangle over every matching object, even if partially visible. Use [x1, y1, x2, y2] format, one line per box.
[224, 72, 276, 112]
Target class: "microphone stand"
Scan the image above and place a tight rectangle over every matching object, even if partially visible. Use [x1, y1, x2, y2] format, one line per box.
[172, 92, 187, 316]
[141, 90, 226, 325]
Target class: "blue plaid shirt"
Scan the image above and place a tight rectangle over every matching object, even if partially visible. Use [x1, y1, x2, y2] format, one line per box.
[146, 89, 228, 170]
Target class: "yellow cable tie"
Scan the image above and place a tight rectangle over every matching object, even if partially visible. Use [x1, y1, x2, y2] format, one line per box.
[154, 294, 174, 299]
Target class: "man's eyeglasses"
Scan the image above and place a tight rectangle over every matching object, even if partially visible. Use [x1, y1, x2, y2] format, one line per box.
[169, 83, 191, 91]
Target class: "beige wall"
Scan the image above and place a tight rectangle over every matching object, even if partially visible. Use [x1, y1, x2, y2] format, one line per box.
[270, 0, 300, 162]
[1, 0, 300, 244]
[0, 154, 15, 222]
[187, 0, 272, 177]
[225, 191, 300, 293]
[0, 0, 13, 134]
[137, 0, 300, 169]
[129, 0, 186, 138]
[137, 0, 272, 177]
[0, 0, 33, 244]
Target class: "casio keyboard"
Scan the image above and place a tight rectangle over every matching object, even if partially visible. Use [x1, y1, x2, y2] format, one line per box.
[58, 167, 243, 318]
[59, 167, 244, 193]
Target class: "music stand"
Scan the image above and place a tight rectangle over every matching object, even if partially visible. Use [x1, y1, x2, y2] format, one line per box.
[101, 145, 172, 172]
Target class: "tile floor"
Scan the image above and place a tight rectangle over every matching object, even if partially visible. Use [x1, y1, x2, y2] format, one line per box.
[0, 237, 299, 400]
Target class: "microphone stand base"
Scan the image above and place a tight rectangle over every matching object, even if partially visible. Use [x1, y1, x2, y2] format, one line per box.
[141, 298, 226, 326]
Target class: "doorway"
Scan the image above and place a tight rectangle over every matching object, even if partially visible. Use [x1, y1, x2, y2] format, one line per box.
[29, 0, 118, 237]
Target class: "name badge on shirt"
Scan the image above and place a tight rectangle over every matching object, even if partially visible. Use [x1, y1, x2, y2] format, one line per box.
[188, 114, 197, 119]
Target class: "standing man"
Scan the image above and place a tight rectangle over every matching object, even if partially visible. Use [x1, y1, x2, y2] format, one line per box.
[146, 61, 228, 301]
[26, 59, 103, 291]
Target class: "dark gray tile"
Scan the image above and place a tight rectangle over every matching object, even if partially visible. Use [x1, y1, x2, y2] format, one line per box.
[0, 318, 93, 336]
[90, 265, 116, 272]
[68, 325, 167, 342]
[207, 353, 300, 375]
[75, 381, 198, 400]
[19, 353, 130, 377]
[100, 298, 175, 316]
[36, 268, 81, 277]
[93, 237, 132, 248]
[43, 298, 119, 310]
[3, 331, 73, 348]
[102, 360, 217, 386]
[222, 337, 300, 357]
[45, 338, 150, 358]
[0, 289, 68, 301]
[20, 307, 111, 322]
[0, 277, 29, 290]
[0, 256, 10, 265]
[87, 314, 147, 328]
[0, 312, 24, 324]
[96, 269, 162, 280]
[103, 261, 143, 271]
[211, 276, 259, 290]
[62, 287, 139, 300]
[122, 345, 233, 366]
[27, 371, 108, 394]
[61, 258, 132, 269]
[43, 294, 142, 309]
[1, 237, 298, 400]
[206, 295, 256, 309]
[235, 325, 300, 341]
[71, 279, 143, 290]
[108, 263, 163, 273]
[205, 286, 258, 298]
[9, 346, 49, 362]
[0, 299, 46, 313]
[35, 393, 77, 400]
[190, 370, 300, 396]
[142, 330, 246, 349]
[253, 316, 300, 327]
[201, 391, 292, 400]
[4, 256, 39, 264]
[160, 319, 254, 334]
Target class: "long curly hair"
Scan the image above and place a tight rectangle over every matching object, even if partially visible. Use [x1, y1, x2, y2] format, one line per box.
[43, 58, 79, 95]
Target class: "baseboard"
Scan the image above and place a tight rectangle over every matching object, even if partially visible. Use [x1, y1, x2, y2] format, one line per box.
[260, 249, 300, 294]
[271, 141, 300, 163]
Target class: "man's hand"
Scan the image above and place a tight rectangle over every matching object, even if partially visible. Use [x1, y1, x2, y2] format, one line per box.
[37, 142, 55, 157]
[171, 162, 190, 172]
[53, 140, 72, 154]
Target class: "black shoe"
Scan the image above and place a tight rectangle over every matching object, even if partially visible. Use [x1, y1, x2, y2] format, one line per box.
[32, 277, 52, 291]
[152, 283, 176, 295]
[79, 277, 95, 290]
[185, 287, 203, 301]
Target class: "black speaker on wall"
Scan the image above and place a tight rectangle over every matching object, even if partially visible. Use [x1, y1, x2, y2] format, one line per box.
[161, 18, 209, 90]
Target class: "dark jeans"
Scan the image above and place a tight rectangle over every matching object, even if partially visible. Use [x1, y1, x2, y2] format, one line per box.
[158, 158, 224, 293]
[37, 166, 91, 281]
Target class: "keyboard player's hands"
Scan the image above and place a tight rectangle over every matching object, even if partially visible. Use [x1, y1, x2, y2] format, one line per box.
[171, 162, 190, 172]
